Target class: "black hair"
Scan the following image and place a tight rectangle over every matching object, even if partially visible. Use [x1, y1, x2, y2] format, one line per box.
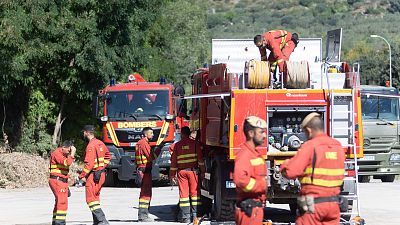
[62, 140, 73, 147]
[243, 120, 256, 140]
[291, 33, 299, 45]
[181, 126, 191, 137]
[142, 127, 153, 135]
[254, 35, 263, 45]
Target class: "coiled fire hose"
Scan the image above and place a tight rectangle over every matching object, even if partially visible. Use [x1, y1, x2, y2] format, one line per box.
[285, 61, 310, 89]
[246, 59, 270, 89]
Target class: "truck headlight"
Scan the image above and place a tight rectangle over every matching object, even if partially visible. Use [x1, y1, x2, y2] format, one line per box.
[100, 116, 108, 122]
[390, 153, 400, 161]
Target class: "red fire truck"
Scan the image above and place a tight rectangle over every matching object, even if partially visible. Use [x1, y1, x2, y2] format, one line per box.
[94, 74, 187, 185]
[183, 34, 364, 224]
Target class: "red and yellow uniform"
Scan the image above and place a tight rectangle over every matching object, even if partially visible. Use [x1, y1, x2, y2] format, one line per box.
[170, 137, 204, 220]
[281, 133, 345, 225]
[135, 137, 161, 219]
[79, 138, 111, 224]
[49, 147, 74, 225]
[233, 143, 267, 225]
[258, 30, 296, 72]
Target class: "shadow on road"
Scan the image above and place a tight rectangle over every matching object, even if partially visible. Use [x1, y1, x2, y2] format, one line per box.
[149, 204, 178, 222]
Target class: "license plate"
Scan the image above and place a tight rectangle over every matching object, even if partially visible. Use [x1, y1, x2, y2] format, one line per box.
[360, 155, 375, 161]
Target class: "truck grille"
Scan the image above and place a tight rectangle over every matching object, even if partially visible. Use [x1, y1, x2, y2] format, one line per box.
[114, 128, 161, 143]
[363, 136, 395, 154]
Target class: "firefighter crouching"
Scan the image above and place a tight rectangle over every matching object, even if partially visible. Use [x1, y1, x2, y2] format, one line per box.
[49, 140, 76, 225]
[280, 113, 345, 225]
[169, 126, 205, 223]
[233, 116, 268, 225]
[254, 29, 299, 81]
[135, 127, 164, 222]
[78, 125, 111, 225]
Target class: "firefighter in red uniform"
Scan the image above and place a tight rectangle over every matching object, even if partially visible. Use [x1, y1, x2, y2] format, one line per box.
[234, 116, 268, 225]
[169, 126, 205, 223]
[49, 140, 75, 225]
[254, 30, 299, 75]
[280, 113, 345, 225]
[135, 127, 164, 222]
[79, 125, 111, 225]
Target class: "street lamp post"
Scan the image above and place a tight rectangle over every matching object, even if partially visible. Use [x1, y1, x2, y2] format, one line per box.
[370, 34, 392, 87]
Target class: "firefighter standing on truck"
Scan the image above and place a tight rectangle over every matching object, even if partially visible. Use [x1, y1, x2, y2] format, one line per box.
[78, 125, 111, 225]
[254, 30, 299, 75]
[135, 127, 164, 222]
[169, 126, 205, 223]
[234, 116, 268, 225]
[49, 140, 75, 225]
[280, 113, 345, 225]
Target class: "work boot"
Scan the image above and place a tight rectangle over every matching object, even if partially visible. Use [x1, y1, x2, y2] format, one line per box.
[138, 208, 153, 222]
[138, 217, 154, 222]
[92, 208, 109, 225]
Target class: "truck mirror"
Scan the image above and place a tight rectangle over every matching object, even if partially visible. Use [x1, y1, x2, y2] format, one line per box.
[92, 94, 99, 117]
[174, 85, 185, 97]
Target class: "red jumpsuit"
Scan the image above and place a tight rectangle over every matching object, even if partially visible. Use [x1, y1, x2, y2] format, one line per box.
[170, 137, 204, 221]
[135, 137, 161, 219]
[280, 133, 345, 225]
[79, 138, 111, 224]
[258, 30, 296, 72]
[233, 143, 267, 225]
[49, 147, 74, 225]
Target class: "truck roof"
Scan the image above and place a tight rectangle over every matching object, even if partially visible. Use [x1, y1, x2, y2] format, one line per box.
[103, 82, 173, 92]
[360, 85, 398, 95]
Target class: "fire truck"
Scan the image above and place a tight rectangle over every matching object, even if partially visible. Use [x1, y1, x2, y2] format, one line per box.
[184, 29, 364, 224]
[93, 74, 186, 185]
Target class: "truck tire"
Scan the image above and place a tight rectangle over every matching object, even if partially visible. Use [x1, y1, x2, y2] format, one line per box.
[212, 167, 235, 221]
[104, 169, 116, 187]
[358, 175, 370, 183]
[381, 175, 396, 183]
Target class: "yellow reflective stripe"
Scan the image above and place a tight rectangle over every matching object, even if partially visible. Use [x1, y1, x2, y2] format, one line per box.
[49, 169, 69, 175]
[190, 196, 200, 200]
[277, 59, 284, 63]
[243, 178, 256, 192]
[50, 164, 68, 169]
[250, 158, 264, 166]
[104, 159, 110, 164]
[177, 153, 197, 159]
[83, 168, 91, 173]
[90, 205, 101, 211]
[179, 203, 191, 207]
[55, 215, 66, 220]
[139, 199, 150, 203]
[106, 122, 120, 146]
[56, 210, 67, 214]
[300, 177, 343, 187]
[304, 168, 345, 176]
[170, 167, 178, 171]
[63, 159, 68, 166]
[88, 201, 100, 206]
[139, 205, 149, 208]
[180, 197, 190, 201]
[177, 158, 197, 164]
[192, 201, 202, 206]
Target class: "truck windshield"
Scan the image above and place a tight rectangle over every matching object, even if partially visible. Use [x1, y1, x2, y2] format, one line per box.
[106, 90, 169, 120]
[361, 95, 399, 121]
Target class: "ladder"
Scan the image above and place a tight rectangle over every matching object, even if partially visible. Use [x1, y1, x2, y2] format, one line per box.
[327, 63, 363, 225]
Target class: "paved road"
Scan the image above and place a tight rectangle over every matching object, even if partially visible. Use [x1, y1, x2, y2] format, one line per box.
[1, 179, 399, 225]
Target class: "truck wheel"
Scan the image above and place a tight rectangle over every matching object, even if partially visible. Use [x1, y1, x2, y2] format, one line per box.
[212, 168, 235, 221]
[358, 175, 370, 183]
[104, 169, 116, 187]
[289, 203, 297, 215]
[381, 175, 396, 183]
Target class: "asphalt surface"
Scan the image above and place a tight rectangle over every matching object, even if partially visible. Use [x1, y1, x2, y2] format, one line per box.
[0, 179, 399, 225]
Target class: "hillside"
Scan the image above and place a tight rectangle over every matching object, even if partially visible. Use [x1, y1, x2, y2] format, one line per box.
[207, 0, 400, 85]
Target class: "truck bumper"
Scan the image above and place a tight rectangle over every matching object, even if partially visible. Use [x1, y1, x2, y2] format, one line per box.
[358, 153, 400, 176]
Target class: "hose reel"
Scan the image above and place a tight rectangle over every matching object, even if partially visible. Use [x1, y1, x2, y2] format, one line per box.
[245, 59, 270, 89]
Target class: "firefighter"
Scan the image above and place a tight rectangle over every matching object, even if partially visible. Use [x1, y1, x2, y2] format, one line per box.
[254, 30, 299, 75]
[280, 112, 345, 225]
[78, 125, 111, 225]
[49, 140, 76, 225]
[169, 126, 205, 223]
[135, 127, 164, 222]
[233, 116, 268, 225]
